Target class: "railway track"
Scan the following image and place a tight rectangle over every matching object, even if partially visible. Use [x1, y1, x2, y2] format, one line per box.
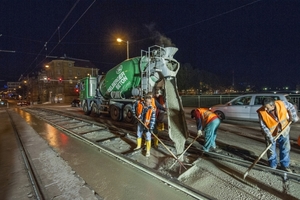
[218, 120, 300, 150]
[6, 110, 46, 200]
[22, 107, 300, 199]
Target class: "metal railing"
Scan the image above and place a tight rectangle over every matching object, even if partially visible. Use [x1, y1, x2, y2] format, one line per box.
[181, 94, 300, 111]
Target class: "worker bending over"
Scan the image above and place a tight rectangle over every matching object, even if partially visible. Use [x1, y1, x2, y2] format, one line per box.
[257, 97, 298, 172]
[191, 108, 221, 152]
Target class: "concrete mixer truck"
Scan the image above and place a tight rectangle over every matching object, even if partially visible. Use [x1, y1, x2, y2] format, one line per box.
[78, 45, 188, 154]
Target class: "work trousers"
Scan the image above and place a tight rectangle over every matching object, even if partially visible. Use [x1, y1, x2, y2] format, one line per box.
[136, 122, 151, 141]
[202, 118, 221, 152]
[266, 134, 291, 168]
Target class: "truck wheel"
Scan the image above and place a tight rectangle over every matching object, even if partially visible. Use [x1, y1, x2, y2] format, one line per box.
[83, 103, 91, 115]
[123, 104, 134, 123]
[91, 103, 99, 117]
[110, 105, 122, 121]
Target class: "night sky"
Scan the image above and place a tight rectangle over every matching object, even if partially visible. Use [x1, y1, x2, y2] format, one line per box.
[1, 0, 300, 89]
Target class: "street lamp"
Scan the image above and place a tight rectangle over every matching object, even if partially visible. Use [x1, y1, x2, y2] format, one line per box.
[117, 38, 129, 59]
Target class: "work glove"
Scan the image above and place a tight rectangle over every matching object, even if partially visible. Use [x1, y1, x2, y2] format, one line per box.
[197, 130, 203, 136]
[266, 135, 274, 144]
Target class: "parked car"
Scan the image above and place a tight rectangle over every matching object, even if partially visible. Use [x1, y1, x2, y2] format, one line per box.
[17, 101, 30, 106]
[209, 93, 297, 121]
[71, 99, 80, 107]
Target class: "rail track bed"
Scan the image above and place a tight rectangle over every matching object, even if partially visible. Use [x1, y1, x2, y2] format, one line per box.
[21, 107, 300, 199]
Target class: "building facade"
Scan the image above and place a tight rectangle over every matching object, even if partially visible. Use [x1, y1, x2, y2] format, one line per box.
[26, 58, 98, 104]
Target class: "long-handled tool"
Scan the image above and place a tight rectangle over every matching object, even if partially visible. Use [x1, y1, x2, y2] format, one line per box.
[169, 134, 200, 169]
[243, 122, 292, 179]
[135, 117, 187, 170]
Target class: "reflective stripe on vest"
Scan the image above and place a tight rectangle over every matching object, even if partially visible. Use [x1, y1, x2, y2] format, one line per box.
[257, 100, 289, 136]
[136, 100, 154, 126]
[196, 108, 218, 127]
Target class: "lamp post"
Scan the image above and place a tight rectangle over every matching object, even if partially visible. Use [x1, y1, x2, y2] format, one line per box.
[117, 38, 129, 59]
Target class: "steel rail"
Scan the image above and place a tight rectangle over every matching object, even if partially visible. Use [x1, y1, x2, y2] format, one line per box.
[24, 107, 214, 200]
[28, 107, 300, 181]
[7, 110, 46, 200]
[202, 150, 300, 181]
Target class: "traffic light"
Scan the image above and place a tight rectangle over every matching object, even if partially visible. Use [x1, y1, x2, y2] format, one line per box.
[47, 77, 50, 83]
[59, 78, 62, 83]
[75, 89, 79, 93]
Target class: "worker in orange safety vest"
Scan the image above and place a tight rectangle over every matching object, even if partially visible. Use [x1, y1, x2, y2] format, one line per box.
[132, 95, 156, 157]
[191, 108, 221, 153]
[257, 97, 299, 172]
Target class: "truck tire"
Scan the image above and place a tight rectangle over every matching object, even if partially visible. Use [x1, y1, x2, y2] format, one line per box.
[91, 103, 100, 117]
[83, 103, 91, 115]
[123, 104, 134, 123]
[110, 105, 122, 121]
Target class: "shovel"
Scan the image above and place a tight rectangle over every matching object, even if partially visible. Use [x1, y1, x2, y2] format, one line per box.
[243, 122, 292, 179]
[169, 134, 201, 169]
[135, 116, 187, 170]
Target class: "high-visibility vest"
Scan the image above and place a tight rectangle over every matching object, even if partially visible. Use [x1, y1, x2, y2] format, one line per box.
[196, 108, 218, 127]
[150, 98, 157, 110]
[136, 100, 154, 126]
[257, 100, 289, 136]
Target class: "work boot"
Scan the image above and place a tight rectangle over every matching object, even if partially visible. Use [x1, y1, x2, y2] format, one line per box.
[146, 140, 151, 157]
[211, 147, 222, 153]
[153, 137, 159, 148]
[160, 122, 164, 131]
[281, 166, 292, 173]
[156, 123, 161, 131]
[157, 122, 164, 131]
[134, 138, 142, 150]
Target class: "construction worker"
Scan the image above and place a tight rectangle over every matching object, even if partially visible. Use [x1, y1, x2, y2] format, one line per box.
[257, 97, 299, 172]
[191, 108, 221, 152]
[146, 91, 165, 148]
[154, 89, 166, 132]
[132, 95, 156, 157]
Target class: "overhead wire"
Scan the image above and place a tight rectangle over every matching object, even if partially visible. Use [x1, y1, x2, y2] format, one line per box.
[166, 0, 264, 34]
[23, 0, 81, 75]
[24, 0, 96, 76]
[46, 0, 96, 57]
[23, 0, 260, 76]
[132, 0, 263, 45]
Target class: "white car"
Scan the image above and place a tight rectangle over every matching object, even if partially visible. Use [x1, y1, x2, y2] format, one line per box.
[209, 93, 296, 121]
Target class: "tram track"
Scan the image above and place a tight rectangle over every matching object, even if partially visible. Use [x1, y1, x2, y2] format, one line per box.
[218, 120, 300, 151]
[22, 107, 211, 200]
[21, 107, 300, 199]
[6, 109, 46, 200]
